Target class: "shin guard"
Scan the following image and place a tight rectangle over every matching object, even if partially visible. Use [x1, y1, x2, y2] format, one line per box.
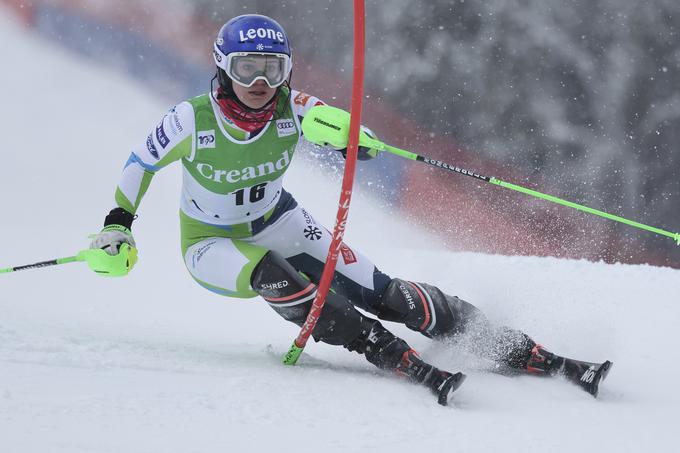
[375, 278, 536, 369]
[374, 278, 483, 338]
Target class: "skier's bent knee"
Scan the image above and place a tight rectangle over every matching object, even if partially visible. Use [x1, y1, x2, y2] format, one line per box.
[251, 250, 367, 345]
[373, 278, 487, 337]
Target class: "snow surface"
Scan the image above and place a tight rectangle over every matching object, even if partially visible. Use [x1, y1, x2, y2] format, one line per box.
[1, 11, 680, 453]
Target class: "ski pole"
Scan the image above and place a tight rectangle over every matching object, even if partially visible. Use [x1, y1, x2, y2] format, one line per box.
[302, 105, 680, 246]
[1, 243, 138, 276]
[1, 255, 81, 274]
[282, 0, 367, 366]
[380, 147, 680, 246]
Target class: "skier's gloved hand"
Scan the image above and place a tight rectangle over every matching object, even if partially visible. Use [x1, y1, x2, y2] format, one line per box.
[90, 207, 137, 256]
[337, 126, 380, 161]
[89, 224, 136, 256]
[85, 224, 138, 277]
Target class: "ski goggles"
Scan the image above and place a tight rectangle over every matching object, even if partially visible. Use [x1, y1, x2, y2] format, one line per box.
[219, 52, 292, 88]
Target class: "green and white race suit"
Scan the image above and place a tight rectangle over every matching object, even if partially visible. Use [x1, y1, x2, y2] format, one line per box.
[113, 88, 391, 303]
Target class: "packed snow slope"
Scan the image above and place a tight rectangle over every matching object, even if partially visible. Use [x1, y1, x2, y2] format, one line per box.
[1, 12, 679, 453]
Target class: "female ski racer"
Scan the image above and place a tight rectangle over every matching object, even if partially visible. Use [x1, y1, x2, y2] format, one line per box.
[89, 14, 611, 405]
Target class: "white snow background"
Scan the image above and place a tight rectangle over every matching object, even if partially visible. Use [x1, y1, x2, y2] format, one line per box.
[1, 10, 679, 453]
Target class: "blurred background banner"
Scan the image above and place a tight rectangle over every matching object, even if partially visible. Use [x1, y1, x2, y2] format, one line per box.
[3, 0, 679, 267]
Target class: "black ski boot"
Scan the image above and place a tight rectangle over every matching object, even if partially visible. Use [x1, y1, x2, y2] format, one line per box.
[396, 349, 466, 406]
[349, 321, 466, 405]
[527, 344, 612, 397]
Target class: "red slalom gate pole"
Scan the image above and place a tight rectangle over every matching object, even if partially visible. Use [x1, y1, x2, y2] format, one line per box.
[283, 0, 366, 365]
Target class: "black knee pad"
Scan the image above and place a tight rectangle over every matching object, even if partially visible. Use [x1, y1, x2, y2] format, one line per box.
[251, 251, 367, 346]
[251, 250, 315, 323]
[374, 278, 487, 338]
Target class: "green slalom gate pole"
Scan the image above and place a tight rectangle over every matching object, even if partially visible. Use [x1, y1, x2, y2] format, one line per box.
[301, 104, 680, 246]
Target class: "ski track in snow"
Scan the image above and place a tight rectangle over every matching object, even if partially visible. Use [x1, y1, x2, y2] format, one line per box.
[1, 10, 679, 453]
